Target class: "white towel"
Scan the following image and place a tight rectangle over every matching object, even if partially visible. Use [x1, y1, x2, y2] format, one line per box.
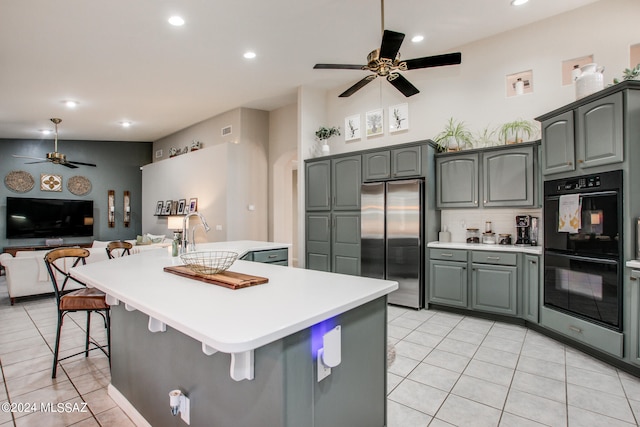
[559, 194, 581, 233]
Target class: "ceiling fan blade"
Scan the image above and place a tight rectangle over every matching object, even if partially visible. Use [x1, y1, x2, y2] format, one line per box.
[12, 154, 47, 161]
[314, 64, 365, 70]
[387, 73, 420, 97]
[61, 162, 79, 169]
[404, 52, 462, 70]
[24, 160, 50, 164]
[339, 75, 377, 97]
[379, 30, 405, 59]
[67, 160, 97, 167]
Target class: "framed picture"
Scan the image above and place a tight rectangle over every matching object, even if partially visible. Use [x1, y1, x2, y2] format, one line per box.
[155, 201, 164, 215]
[170, 201, 178, 215]
[189, 198, 198, 213]
[366, 109, 383, 137]
[177, 199, 186, 215]
[344, 114, 361, 141]
[40, 174, 62, 192]
[389, 103, 409, 133]
[162, 200, 172, 215]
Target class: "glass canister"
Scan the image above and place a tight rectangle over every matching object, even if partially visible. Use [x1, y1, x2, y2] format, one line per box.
[499, 234, 512, 245]
[482, 233, 496, 244]
[466, 228, 480, 244]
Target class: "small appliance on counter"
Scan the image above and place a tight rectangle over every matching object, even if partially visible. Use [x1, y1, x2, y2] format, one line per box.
[466, 228, 480, 244]
[498, 234, 512, 245]
[516, 215, 539, 246]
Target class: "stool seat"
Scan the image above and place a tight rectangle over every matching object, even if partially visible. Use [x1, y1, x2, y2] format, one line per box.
[60, 288, 109, 311]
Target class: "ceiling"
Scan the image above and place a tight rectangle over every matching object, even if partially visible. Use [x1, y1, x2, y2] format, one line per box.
[0, 0, 599, 142]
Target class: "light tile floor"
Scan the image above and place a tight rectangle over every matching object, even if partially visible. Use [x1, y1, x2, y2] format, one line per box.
[2, 272, 640, 426]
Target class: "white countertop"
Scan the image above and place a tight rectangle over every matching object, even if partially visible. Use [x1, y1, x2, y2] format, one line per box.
[627, 260, 640, 269]
[71, 240, 398, 354]
[428, 241, 543, 255]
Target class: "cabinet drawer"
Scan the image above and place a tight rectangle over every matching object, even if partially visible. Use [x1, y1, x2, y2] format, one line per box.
[430, 248, 467, 262]
[251, 248, 288, 263]
[541, 307, 623, 357]
[471, 251, 516, 266]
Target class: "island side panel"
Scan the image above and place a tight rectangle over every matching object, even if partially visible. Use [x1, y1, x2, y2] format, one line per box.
[110, 297, 388, 427]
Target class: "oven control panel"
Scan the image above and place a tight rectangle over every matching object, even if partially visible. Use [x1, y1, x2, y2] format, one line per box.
[557, 175, 601, 191]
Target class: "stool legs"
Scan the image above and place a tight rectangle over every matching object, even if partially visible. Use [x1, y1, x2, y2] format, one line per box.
[85, 312, 91, 357]
[52, 312, 64, 379]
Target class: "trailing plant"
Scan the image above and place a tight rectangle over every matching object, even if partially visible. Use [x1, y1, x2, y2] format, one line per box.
[315, 126, 341, 141]
[433, 118, 473, 152]
[499, 119, 537, 144]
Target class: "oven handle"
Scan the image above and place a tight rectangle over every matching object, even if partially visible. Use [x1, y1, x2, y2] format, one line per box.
[545, 251, 619, 265]
[544, 190, 618, 201]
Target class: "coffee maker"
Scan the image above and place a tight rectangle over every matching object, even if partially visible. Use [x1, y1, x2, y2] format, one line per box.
[516, 215, 539, 246]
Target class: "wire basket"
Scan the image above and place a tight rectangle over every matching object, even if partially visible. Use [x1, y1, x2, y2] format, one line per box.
[180, 251, 239, 275]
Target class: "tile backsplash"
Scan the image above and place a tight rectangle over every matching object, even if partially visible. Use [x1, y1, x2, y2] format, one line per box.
[439, 208, 543, 245]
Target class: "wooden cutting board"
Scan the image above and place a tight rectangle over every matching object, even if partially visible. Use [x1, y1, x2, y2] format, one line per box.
[163, 266, 268, 290]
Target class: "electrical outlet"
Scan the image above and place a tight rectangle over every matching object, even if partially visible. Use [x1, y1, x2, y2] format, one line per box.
[317, 349, 331, 382]
[155, 149, 163, 158]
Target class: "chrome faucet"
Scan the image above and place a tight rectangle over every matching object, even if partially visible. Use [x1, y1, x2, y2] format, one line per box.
[181, 212, 211, 253]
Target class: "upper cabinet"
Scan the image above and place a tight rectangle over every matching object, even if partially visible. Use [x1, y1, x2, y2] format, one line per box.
[436, 142, 539, 209]
[305, 156, 361, 211]
[305, 160, 331, 211]
[363, 146, 422, 181]
[538, 89, 625, 176]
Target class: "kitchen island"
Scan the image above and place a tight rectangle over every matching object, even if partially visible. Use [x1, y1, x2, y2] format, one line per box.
[70, 241, 397, 427]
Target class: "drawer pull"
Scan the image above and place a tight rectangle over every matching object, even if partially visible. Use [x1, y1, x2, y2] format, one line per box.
[487, 256, 501, 260]
[441, 253, 454, 257]
[531, 260, 537, 265]
[268, 254, 277, 258]
[631, 276, 638, 281]
[568, 325, 583, 334]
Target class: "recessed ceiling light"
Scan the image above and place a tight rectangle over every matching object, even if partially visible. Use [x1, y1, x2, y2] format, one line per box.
[411, 35, 424, 43]
[120, 121, 132, 128]
[40, 129, 52, 135]
[168, 16, 185, 26]
[511, 0, 529, 5]
[243, 51, 256, 59]
[64, 100, 78, 108]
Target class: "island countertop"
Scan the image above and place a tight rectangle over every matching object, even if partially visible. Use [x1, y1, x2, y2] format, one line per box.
[70, 240, 398, 354]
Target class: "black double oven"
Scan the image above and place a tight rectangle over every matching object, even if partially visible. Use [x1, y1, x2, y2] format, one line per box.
[543, 170, 623, 331]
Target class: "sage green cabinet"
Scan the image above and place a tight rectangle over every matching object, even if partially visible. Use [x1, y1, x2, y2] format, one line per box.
[306, 212, 331, 271]
[429, 260, 468, 308]
[363, 146, 422, 181]
[541, 111, 575, 175]
[482, 146, 534, 207]
[539, 91, 624, 175]
[522, 255, 540, 323]
[332, 212, 361, 276]
[240, 248, 289, 266]
[305, 160, 331, 211]
[435, 154, 479, 208]
[471, 263, 517, 316]
[332, 155, 361, 211]
[629, 270, 640, 365]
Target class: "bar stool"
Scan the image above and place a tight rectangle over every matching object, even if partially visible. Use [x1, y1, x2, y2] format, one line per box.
[44, 248, 110, 378]
[106, 241, 133, 259]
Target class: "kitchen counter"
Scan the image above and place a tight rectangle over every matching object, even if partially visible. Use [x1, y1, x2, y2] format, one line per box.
[428, 241, 543, 255]
[70, 240, 398, 427]
[627, 260, 640, 269]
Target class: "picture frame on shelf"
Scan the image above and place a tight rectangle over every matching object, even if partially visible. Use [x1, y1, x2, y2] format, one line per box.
[189, 198, 198, 213]
[162, 200, 172, 215]
[177, 199, 186, 215]
[344, 114, 361, 141]
[366, 109, 383, 137]
[170, 201, 178, 215]
[155, 201, 164, 215]
[389, 103, 409, 133]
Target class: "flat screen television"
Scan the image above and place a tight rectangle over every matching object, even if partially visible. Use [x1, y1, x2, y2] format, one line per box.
[6, 197, 94, 239]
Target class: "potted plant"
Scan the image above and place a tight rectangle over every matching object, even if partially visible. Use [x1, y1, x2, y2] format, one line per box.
[499, 119, 537, 144]
[433, 118, 473, 152]
[613, 63, 640, 84]
[315, 126, 340, 155]
[473, 125, 499, 148]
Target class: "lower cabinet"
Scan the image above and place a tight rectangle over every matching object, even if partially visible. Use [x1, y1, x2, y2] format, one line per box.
[628, 270, 640, 365]
[471, 263, 517, 316]
[305, 212, 361, 275]
[430, 260, 468, 308]
[241, 248, 289, 266]
[522, 255, 540, 323]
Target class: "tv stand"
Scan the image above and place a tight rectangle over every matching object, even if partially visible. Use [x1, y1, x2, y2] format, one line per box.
[3, 243, 92, 257]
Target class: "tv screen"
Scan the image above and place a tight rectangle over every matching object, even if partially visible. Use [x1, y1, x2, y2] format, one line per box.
[6, 197, 94, 239]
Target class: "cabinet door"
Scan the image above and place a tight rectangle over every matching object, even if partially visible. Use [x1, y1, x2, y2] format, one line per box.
[522, 255, 540, 323]
[429, 260, 468, 308]
[483, 146, 534, 207]
[435, 154, 479, 208]
[306, 160, 331, 211]
[332, 155, 361, 210]
[629, 270, 640, 365]
[392, 146, 422, 178]
[332, 212, 361, 276]
[363, 151, 391, 181]
[576, 92, 624, 169]
[541, 111, 575, 175]
[471, 264, 517, 316]
[306, 213, 331, 271]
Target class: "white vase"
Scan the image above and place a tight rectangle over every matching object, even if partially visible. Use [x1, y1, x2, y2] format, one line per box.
[321, 141, 330, 155]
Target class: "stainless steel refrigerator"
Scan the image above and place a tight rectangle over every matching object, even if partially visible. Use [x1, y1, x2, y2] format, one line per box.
[361, 179, 424, 308]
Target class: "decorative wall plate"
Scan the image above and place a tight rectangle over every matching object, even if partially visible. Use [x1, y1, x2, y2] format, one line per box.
[41, 174, 62, 192]
[4, 170, 35, 193]
[67, 175, 92, 196]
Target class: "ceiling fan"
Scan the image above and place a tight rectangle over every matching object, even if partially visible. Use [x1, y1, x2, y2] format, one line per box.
[313, 1, 462, 98]
[13, 118, 97, 168]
